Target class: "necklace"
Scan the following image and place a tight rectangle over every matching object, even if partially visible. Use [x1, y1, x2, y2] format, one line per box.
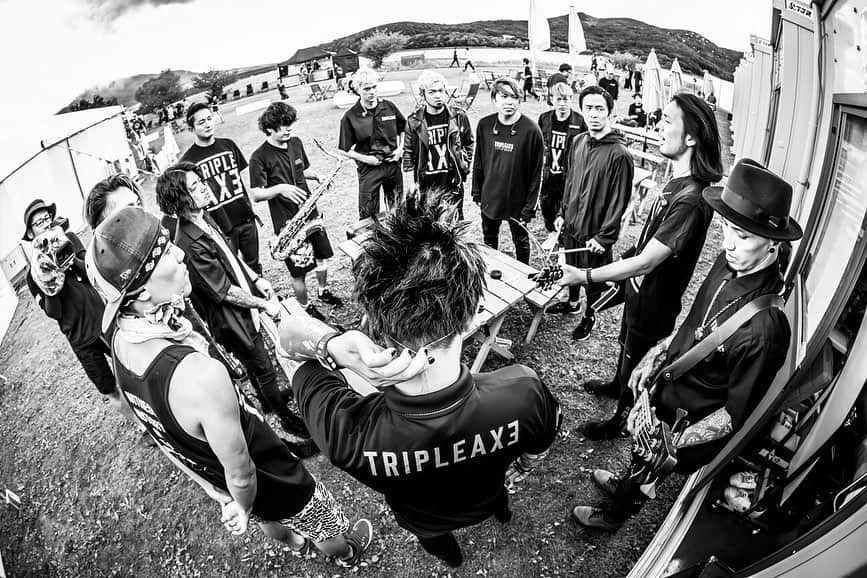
[694, 280, 745, 341]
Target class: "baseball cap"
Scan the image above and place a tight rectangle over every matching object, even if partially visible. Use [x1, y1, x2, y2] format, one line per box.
[85, 206, 170, 332]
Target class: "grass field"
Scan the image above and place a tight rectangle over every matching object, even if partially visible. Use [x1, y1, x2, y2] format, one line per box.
[0, 67, 732, 577]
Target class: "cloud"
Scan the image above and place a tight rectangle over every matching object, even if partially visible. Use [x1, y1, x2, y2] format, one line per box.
[85, 0, 195, 21]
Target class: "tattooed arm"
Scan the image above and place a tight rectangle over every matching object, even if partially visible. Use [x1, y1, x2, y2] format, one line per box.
[675, 406, 733, 449]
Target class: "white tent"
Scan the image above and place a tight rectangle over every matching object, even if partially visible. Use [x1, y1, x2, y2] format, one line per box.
[0, 106, 135, 283]
[669, 57, 684, 98]
[642, 48, 665, 115]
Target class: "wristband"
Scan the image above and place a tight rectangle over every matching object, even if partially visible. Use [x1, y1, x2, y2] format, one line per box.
[586, 268, 593, 285]
[314, 331, 342, 371]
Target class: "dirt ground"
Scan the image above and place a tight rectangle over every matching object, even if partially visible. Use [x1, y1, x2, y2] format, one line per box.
[0, 67, 732, 577]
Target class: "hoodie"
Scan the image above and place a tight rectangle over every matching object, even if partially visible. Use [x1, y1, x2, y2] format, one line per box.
[560, 129, 633, 248]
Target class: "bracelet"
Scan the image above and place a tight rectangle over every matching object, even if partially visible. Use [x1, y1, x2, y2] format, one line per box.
[585, 268, 593, 285]
[314, 330, 342, 371]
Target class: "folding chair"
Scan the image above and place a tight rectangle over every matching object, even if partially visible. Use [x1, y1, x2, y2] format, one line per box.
[452, 83, 480, 112]
[321, 83, 337, 99]
[309, 84, 325, 101]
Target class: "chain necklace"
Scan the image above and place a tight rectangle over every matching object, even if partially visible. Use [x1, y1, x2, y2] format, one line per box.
[694, 280, 746, 342]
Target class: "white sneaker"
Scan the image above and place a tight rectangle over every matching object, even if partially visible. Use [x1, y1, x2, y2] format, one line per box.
[729, 471, 758, 491]
[541, 232, 558, 252]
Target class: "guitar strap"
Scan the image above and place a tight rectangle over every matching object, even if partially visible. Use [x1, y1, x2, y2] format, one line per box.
[656, 293, 784, 385]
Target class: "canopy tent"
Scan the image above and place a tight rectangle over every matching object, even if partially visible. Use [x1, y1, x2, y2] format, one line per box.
[281, 46, 334, 66]
[668, 57, 684, 98]
[642, 48, 665, 116]
[332, 47, 360, 74]
[0, 106, 135, 283]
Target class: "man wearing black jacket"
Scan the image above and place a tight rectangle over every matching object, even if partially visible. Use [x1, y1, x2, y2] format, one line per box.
[280, 196, 561, 567]
[156, 162, 311, 440]
[472, 77, 544, 264]
[403, 71, 474, 218]
[555, 85, 634, 339]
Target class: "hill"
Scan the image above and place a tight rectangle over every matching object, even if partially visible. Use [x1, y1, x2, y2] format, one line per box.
[320, 13, 741, 80]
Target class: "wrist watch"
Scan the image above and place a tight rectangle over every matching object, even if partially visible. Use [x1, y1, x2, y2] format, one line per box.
[314, 331, 342, 370]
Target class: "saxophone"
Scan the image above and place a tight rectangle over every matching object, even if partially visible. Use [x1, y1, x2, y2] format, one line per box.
[269, 138, 344, 263]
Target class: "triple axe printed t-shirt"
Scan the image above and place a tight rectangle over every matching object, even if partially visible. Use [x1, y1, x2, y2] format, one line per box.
[547, 116, 570, 175]
[180, 138, 256, 234]
[421, 109, 452, 190]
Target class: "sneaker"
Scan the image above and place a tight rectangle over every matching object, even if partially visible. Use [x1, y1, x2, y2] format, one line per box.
[548, 301, 581, 315]
[541, 231, 559, 252]
[583, 378, 620, 399]
[287, 537, 313, 559]
[572, 314, 596, 341]
[336, 518, 373, 568]
[571, 505, 623, 532]
[318, 289, 344, 308]
[578, 414, 628, 440]
[724, 487, 753, 513]
[729, 471, 759, 491]
[279, 411, 311, 438]
[592, 469, 621, 497]
[304, 303, 326, 321]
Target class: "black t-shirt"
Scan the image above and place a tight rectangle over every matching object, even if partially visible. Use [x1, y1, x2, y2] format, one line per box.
[249, 138, 319, 233]
[180, 138, 255, 233]
[546, 116, 571, 175]
[114, 344, 315, 520]
[26, 232, 105, 349]
[293, 362, 561, 536]
[628, 102, 647, 127]
[599, 77, 619, 101]
[623, 176, 713, 339]
[338, 99, 406, 160]
[420, 109, 452, 190]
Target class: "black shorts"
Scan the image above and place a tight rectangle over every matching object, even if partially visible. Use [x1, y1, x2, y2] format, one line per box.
[284, 229, 334, 278]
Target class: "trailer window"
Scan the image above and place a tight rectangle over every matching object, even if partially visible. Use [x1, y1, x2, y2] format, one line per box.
[803, 114, 867, 341]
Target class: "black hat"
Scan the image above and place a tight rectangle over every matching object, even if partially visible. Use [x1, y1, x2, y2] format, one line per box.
[702, 159, 803, 241]
[22, 199, 56, 240]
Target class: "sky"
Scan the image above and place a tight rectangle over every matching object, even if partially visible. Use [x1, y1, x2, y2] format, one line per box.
[0, 0, 772, 121]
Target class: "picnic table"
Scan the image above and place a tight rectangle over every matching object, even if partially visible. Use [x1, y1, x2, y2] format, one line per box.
[338, 219, 561, 372]
[613, 122, 662, 152]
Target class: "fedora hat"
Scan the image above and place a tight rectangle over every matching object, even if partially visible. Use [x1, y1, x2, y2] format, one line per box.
[22, 198, 56, 240]
[702, 158, 803, 241]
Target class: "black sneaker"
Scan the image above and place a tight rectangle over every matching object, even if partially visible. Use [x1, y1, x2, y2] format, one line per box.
[591, 469, 621, 496]
[582, 379, 620, 399]
[336, 519, 374, 568]
[304, 303, 326, 321]
[279, 411, 311, 438]
[572, 314, 596, 341]
[318, 289, 344, 308]
[548, 301, 581, 315]
[578, 414, 628, 440]
[571, 505, 623, 532]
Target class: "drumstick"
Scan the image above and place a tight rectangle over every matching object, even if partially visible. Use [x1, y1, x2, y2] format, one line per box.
[552, 247, 594, 255]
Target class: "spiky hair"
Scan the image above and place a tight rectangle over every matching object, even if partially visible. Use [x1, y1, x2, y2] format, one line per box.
[352, 191, 486, 350]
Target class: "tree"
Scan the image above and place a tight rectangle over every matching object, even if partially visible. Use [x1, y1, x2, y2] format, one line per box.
[134, 70, 184, 114]
[611, 51, 641, 70]
[359, 30, 408, 68]
[193, 69, 236, 99]
[57, 94, 119, 114]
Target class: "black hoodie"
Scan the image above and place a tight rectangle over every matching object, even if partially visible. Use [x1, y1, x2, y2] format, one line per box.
[560, 129, 633, 247]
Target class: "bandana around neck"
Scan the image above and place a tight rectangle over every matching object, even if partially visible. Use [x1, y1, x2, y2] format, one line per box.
[117, 296, 208, 354]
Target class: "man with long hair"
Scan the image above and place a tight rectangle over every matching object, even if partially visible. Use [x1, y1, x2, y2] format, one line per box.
[403, 71, 474, 218]
[561, 94, 723, 440]
[86, 207, 372, 566]
[572, 159, 800, 531]
[155, 162, 310, 440]
[249, 102, 342, 318]
[278, 194, 561, 567]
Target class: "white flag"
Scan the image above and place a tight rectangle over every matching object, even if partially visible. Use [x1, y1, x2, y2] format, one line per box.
[569, 5, 587, 55]
[529, 0, 550, 52]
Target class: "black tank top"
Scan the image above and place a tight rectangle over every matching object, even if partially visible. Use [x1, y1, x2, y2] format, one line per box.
[113, 343, 315, 520]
